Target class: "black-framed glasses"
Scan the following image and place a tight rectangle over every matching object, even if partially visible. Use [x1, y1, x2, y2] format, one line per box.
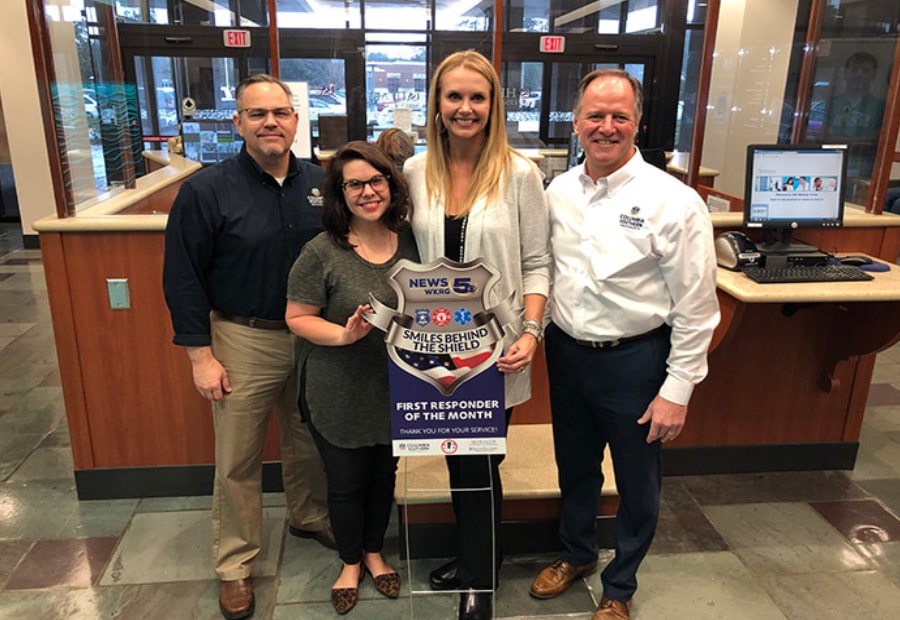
[341, 174, 390, 195]
[238, 107, 295, 121]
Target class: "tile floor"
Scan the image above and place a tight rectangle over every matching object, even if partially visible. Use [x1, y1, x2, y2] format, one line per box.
[2, 220, 900, 619]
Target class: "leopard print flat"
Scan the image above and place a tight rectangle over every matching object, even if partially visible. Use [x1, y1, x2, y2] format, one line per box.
[331, 586, 359, 615]
[331, 566, 366, 614]
[372, 571, 401, 599]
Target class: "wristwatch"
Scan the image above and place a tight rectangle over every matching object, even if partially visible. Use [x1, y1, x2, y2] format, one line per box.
[522, 319, 544, 342]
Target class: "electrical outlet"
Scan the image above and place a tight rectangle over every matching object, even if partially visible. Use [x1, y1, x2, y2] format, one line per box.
[107, 278, 131, 309]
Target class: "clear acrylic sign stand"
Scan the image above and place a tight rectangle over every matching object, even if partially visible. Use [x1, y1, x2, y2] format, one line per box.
[400, 454, 498, 618]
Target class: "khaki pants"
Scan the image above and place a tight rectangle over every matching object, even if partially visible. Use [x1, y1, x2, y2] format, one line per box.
[210, 314, 328, 580]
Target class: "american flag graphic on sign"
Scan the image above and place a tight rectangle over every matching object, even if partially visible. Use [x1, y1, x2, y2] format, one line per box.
[397, 346, 496, 391]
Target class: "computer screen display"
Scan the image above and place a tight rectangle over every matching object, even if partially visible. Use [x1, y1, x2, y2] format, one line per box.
[744, 144, 847, 230]
[182, 120, 243, 165]
[566, 132, 584, 170]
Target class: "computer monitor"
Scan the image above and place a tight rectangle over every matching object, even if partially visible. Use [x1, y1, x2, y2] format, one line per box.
[566, 132, 584, 170]
[743, 144, 848, 253]
[182, 120, 243, 165]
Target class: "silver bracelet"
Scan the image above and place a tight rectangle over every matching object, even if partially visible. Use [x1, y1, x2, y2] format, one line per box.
[522, 319, 544, 342]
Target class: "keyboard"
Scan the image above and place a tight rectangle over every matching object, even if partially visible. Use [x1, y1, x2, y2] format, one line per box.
[743, 264, 874, 284]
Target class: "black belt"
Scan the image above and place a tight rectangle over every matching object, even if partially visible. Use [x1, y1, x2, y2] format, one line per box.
[215, 311, 288, 331]
[574, 324, 666, 349]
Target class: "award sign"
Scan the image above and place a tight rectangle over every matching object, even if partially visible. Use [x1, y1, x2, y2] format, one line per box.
[366, 258, 518, 456]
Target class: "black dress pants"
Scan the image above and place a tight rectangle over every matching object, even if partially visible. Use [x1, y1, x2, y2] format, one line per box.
[445, 407, 513, 589]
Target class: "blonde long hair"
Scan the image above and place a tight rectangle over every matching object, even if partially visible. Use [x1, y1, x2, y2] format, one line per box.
[425, 50, 515, 218]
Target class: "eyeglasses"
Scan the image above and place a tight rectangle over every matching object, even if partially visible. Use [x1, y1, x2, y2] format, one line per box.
[238, 107, 295, 121]
[342, 175, 390, 195]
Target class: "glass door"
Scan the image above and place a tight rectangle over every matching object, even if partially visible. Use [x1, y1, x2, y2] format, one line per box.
[119, 24, 270, 154]
[132, 56, 244, 141]
[279, 30, 367, 146]
[501, 50, 657, 149]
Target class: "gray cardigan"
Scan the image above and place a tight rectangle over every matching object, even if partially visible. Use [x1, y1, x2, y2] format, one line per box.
[405, 150, 551, 407]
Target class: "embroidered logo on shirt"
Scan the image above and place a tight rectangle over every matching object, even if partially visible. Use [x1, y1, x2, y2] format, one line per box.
[308, 187, 324, 207]
[620, 208, 644, 231]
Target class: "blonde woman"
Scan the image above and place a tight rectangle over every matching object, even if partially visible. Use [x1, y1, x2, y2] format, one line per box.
[403, 50, 551, 620]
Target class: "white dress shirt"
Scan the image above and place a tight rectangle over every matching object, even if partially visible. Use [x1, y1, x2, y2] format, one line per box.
[547, 150, 720, 405]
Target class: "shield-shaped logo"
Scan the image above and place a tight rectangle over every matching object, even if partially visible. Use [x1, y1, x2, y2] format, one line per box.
[366, 257, 518, 396]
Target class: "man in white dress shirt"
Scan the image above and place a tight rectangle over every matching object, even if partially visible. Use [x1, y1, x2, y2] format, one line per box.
[529, 69, 720, 619]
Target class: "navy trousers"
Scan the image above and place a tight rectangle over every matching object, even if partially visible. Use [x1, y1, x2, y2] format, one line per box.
[545, 322, 669, 602]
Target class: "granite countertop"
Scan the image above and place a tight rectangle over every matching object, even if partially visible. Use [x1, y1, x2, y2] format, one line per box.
[717, 254, 900, 303]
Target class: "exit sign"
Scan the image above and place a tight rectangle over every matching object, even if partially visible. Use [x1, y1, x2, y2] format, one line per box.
[224, 29, 250, 48]
[540, 36, 565, 54]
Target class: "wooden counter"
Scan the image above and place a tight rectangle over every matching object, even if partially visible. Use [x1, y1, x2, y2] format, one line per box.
[670, 246, 900, 474]
[33, 154, 261, 499]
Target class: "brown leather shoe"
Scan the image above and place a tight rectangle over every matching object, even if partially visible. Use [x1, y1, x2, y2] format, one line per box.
[219, 578, 254, 619]
[592, 595, 631, 619]
[529, 559, 598, 599]
[289, 524, 337, 550]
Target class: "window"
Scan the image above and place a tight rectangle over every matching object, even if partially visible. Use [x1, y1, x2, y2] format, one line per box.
[117, 0, 269, 27]
[365, 40, 427, 139]
[276, 0, 359, 29]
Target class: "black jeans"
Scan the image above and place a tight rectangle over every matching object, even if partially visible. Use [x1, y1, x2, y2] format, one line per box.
[309, 422, 399, 565]
[445, 407, 513, 589]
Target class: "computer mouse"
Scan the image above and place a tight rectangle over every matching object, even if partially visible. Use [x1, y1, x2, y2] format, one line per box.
[839, 255, 873, 267]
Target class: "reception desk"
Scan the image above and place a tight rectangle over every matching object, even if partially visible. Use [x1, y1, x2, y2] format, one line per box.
[670, 254, 900, 473]
[32, 154, 900, 498]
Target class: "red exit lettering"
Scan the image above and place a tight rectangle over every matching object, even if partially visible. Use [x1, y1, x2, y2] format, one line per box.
[540, 36, 565, 54]
[223, 29, 250, 48]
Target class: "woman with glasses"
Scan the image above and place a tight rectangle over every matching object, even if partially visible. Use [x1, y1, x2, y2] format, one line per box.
[286, 141, 418, 615]
[403, 50, 551, 620]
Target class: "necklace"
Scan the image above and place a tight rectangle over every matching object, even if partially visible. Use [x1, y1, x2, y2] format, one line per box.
[457, 214, 468, 262]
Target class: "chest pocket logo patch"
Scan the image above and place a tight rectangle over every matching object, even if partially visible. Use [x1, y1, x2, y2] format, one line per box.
[619, 206, 644, 231]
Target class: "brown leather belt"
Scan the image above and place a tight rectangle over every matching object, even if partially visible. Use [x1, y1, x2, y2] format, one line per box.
[574, 324, 666, 349]
[215, 311, 288, 331]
